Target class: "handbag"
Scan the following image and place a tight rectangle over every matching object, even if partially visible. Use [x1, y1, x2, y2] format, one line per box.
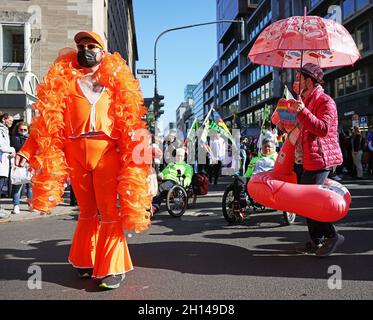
[10, 165, 33, 185]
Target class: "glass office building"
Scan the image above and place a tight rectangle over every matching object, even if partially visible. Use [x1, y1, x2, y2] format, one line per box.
[192, 81, 204, 121]
[214, 0, 372, 130]
[307, 0, 373, 130]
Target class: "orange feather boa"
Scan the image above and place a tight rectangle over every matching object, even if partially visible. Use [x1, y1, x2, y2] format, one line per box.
[29, 51, 152, 233]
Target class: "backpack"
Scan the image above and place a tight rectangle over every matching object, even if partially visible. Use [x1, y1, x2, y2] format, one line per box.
[192, 173, 209, 195]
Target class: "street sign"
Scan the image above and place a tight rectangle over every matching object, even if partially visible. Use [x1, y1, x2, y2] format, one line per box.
[137, 69, 154, 75]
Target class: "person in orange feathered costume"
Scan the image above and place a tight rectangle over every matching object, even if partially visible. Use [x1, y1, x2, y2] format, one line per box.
[15, 31, 154, 290]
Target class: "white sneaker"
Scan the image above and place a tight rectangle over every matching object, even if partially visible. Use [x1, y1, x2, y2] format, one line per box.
[333, 175, 342, 181]
[12, 205, 20, 214]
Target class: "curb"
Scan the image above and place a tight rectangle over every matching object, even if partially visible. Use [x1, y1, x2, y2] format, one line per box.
[0, 205, 78, 224]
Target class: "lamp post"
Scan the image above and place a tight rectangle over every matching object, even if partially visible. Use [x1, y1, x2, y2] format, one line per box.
[150, 19, 245, 171]
[153, 18, 245, 99]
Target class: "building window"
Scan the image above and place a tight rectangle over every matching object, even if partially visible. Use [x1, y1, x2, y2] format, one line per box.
[357, 69, 367, 90]
[356, 0, 369, 11]
[345, 72, 357, 94]
[343, 0, 355, 19]
[335, 76, 343, 97]
[254, 108, 263, 125]
[356, 22, 370, 52]
[248, 8, 272, 42]
[310, 0, 321, 8]
[247, 113, 253, 125]
[2, 25, 25, 64]
[335, 67, 372, 97]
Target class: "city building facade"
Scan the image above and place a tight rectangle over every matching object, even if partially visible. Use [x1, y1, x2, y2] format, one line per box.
[0, 0, 138, 122]
[214, 0, 371, 131]
[183, 104, 195, 137]
[216, 0, 259, 129]
[108, 0, 138, 72]
[192, 80, 204, 121]
[176, 102, 188, 133]
[215, 0, 306, 130]
[184, 84, 198, 102]
[202, 61, 219, 119]
[307, 0, 373, 130]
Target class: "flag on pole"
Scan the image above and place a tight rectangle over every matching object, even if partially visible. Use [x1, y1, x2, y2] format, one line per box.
[200, 118, 214, 158]
[184, 118, 199, 160]
[209, 110, 238, 149]
[185, 118, 199, 144]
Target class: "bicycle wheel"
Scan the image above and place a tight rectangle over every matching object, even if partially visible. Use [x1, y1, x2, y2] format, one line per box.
[166, 185, 188, 217]
[222, 185, 243, 223]
[283, 211, 296, 225]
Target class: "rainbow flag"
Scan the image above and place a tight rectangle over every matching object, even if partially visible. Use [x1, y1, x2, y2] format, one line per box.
[209, 110, 238, 149]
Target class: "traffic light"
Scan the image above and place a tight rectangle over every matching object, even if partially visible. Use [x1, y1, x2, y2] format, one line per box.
[153, 94, 165, 120]
[235, 18, 246, 43]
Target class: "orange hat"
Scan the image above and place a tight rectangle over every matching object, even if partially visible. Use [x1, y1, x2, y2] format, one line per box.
[74, 31, 105, 49]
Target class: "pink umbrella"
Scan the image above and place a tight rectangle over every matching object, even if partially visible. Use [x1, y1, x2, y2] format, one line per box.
[248, 14, 361, 69]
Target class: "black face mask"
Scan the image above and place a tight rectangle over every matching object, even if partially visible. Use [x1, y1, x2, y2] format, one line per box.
[77, 50, 99, 68]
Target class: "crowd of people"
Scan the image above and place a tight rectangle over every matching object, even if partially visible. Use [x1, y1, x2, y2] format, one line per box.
[156, 121, 372, 188]
[338, 126, 372, 179]
[0, 113, 32, 218]
[238, 124, 373, 182]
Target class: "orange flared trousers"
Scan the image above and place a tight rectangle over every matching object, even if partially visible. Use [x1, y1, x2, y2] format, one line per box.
[65, 136, 133, 279]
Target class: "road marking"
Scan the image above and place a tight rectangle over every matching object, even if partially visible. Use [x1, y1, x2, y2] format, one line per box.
[185, 211, 219, 216]
[345, 180, 373, 183]
[349, 207, 373, 211]
[337, 220, 373, 227]
[20, 239, 43, 245]
[198, 192, 224, 197]
[352, 195, 373, 199]
[185, 207, 222, 213]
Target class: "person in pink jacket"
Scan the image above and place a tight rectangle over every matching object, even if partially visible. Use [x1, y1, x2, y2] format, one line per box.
[289, 63, 344, 257]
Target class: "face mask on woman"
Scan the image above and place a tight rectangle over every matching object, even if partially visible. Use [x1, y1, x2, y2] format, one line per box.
[19, 129, 28, 137]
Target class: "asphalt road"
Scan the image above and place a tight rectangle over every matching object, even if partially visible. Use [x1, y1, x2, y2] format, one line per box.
[0, 177, 372, 300]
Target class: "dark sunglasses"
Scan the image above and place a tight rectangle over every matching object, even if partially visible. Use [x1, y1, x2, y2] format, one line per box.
[19, 128, 28, 132]
[77, 43, 102, 51]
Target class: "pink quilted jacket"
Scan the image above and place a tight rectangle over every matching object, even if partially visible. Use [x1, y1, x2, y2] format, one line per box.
[297, 85, 343, 171]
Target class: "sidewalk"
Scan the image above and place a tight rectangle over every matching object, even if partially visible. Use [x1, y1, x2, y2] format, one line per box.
[0, 197, 78, 224]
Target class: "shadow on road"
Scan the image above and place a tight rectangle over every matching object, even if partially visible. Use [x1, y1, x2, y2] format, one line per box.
[129, 237, 373, 282]
[150, 211, 304, 236]
[1, 231, 372, 291]
[0, 239, 103, 293]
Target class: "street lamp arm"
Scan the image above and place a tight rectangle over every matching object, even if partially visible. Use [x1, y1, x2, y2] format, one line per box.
[153, 19, 244, 96]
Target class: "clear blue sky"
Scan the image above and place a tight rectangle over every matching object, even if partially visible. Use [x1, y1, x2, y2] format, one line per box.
[133, 0, 217, 132]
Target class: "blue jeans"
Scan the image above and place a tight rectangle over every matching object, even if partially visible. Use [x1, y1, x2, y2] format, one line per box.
[240, 150, 247, 176]
[0, 177, 7, 197]
[300, 169, 337, 245]
[11, 183, 32, 206]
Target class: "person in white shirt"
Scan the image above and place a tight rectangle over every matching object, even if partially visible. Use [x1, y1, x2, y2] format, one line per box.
[209, 132, 226, 185]
[0, 113, 15, 218]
